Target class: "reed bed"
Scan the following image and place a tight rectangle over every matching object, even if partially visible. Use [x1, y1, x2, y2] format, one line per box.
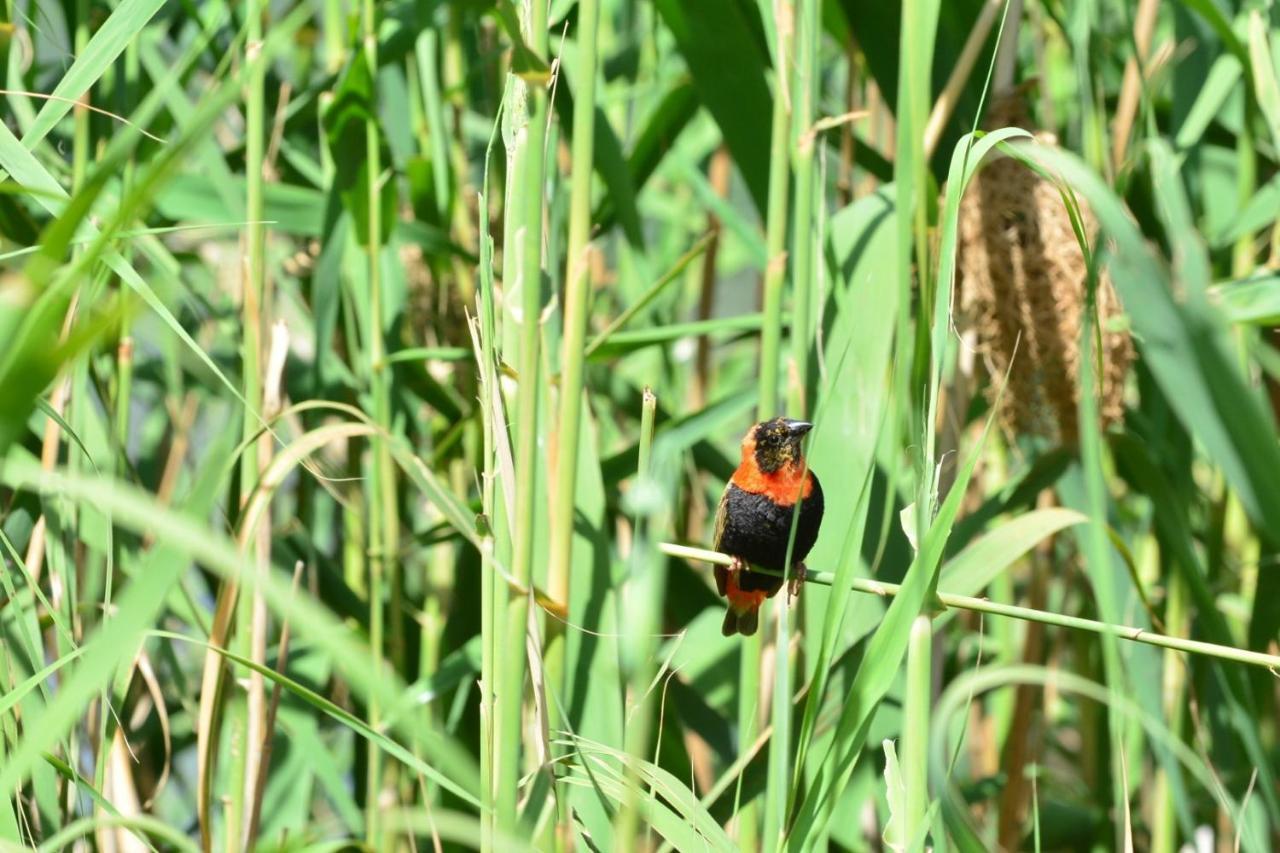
[1, 0, 1278, 850]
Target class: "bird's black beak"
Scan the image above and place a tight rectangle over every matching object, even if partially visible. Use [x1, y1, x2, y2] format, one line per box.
[784, 419, 813, 438]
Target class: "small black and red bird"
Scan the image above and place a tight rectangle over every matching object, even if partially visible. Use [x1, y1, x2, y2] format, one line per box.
[713, 417, 824, 636]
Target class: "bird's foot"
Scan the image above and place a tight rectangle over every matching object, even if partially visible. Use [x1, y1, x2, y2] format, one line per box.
[729, 555, 747, 578]
[788, 562, 808, 603]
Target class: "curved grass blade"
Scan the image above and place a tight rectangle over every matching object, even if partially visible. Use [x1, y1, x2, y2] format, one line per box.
[1008, 139, 1280, 543]
[0, 453, 481, 807]
[20, 0, 168, 147]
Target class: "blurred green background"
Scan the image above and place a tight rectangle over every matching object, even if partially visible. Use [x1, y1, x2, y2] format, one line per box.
[1, 0, 1279, 850]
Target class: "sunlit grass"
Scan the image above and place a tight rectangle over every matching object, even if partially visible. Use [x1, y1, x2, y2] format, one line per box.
[0, 0, 1278, 850]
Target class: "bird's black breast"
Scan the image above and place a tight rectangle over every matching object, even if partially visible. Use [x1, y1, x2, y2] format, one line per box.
[715, 477, 824, 591]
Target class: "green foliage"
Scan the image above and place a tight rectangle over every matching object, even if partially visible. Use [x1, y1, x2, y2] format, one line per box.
[324, 52, 398, 246]
[2, 0, 1279, 850]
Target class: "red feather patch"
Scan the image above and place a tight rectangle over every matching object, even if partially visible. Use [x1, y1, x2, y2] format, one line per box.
[730, 461, 813, 505]
[723, 568, 768, 615]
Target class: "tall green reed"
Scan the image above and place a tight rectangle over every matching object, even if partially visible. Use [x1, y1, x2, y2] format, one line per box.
[764, 0, 822, 842]
[6, 1, 1280, 849]
[741, 0, 795, 846]
[225, 0, 270, 846]
[497, 0, 551, 835]
[545, 0, 601, 747]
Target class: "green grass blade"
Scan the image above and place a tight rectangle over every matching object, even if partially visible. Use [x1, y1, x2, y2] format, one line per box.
[1010, 139, 1280, 542]
[20, 0, 168, 147]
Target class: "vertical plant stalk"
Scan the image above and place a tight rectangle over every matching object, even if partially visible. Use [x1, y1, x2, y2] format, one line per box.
[415, 27, 477, 302]
[787, 0, 819, 417]
[838, 41, 858, 207]
[923, 0, 1004, 158]
[766, 0, 818, 843]
[1068, 0, 1107, 174]
[497, 0, 550, 833]
[996, 513, 1049, 849]
[99, 5, 140, 818]
[902, 615, 932, 849]
[102, 344, 133, 801]
[71, 0, 90, 192]
[1110, 0, 1159, 172]
[1150, 571, 1188, 853]
[361, 0, 400, 842]
[741, 1, 794, 845]
[893, 0, 939, 548]
[692, 151, 730, 413]
[445, 6, 479, 301]
[109, 34, 140, 624]
[616, 388, 660, 849]
[246, 561, 305, 844]
[993, 0, 1023, 93]
[47, 0, 94, 833]
[414, 29, 452, 222]
[756, 6, 794, 423]
[226, 1, 269, 848]
[544, 0, 601, 731]
[1233, 117, 1257, 280]
[901, 0, 940, 432]
[475, 171, 501, 849]
[23, 281, 84, 593]
[479, 106, 510, 853]
[322, 0, 345, 74]
[1075, 257, 1129, 850]
[243, 322, 288, 843]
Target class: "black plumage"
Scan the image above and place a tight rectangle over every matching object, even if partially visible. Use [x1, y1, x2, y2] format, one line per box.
[711, 417, 825, 636]
[714, 481, 824, 592]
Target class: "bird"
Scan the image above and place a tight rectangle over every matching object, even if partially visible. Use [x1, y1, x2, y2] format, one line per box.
[712, 417, 824, 636]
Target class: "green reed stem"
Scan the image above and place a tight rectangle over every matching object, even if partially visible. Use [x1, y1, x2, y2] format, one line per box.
[477, 94, 506, 853]
[323, 0, 345, 73]
[227, 0, 268, 847]
[659, 544, 1280, 671]
[765, 0, 818, 843]
[69, 0, 94, 817]
[1151, 570, 1189, 853]
[360, 0, 399, 842]
[745, 3, 795, 846]
[787, 0, 819, 419]
[616, 388, 660, 850]
[902, 615, 931, 850]
[414, 27, 452, 227]
[545, 0, 601, 731]
[498, 0, 550, 834]
[477, 183, 499, 851]
[756, 13, 793, 423]
[71, 0, 90, 192]
[1233, 110, 1257, 280]
[1074, 269, 1128, 848]
[897, 0, 939, 492]
[637, 392, 658, 516]
[544, 2, 601, 843]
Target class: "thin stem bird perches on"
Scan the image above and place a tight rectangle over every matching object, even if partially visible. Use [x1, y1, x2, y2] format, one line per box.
[660, 542, 1280, 673]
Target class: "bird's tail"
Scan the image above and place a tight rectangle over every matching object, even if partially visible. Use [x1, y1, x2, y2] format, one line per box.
[721, 605, 760, 637]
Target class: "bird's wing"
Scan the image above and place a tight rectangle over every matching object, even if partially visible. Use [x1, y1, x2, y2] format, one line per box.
[712, 484, 730, 596]
[712, 484, 730, 550]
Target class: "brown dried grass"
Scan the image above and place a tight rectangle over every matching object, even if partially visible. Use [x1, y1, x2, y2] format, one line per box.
[958, 93, 1132, 445]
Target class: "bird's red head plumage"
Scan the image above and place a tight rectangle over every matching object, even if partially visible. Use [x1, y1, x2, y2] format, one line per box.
[729, 418, 815, 505]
